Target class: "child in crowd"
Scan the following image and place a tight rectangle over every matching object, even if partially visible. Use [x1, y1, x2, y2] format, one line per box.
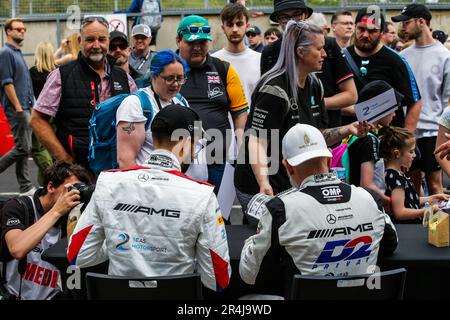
[345, 80, 401, 210]
[380, 126, 449, 223]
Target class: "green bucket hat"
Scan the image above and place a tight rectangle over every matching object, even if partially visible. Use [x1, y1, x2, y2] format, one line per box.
[177, 15, 212, 42]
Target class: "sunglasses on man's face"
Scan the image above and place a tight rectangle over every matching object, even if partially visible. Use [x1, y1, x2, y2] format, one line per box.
[183, 25, 211, 34]
[11, 27, 27, 33]
[109, 42, 128, 51]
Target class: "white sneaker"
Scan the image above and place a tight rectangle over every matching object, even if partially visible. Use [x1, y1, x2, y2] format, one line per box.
[19, 186, 37, 197]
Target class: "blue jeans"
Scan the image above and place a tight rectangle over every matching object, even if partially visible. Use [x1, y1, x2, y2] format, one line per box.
[207, 163, 226, 195]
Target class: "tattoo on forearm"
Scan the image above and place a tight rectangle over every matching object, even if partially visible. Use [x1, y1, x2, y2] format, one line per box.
[122, 123, 135, 135]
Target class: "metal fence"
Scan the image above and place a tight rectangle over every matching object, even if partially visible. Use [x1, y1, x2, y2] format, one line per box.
[3, 0, 450, 17]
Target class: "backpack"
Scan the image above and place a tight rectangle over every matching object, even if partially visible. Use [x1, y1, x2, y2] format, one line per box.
[88, 91, 154, 175]
[331, 133, 378, 184]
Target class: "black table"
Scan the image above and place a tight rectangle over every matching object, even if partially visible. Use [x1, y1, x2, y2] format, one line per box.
[42, 224, 450, 299]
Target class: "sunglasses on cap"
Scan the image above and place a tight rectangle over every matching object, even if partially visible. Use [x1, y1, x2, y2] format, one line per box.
[109, 42, 128, 51]
[182, 25, 211, 34]
[81, 16, 109, 29]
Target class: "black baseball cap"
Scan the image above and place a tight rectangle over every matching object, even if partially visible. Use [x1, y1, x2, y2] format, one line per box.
[151, 104, 201, 138]
[358, 80, 404, 106]
[109, 31, 128, 43]
[391, 4, 432, 22]
[246, 26, 261, 36]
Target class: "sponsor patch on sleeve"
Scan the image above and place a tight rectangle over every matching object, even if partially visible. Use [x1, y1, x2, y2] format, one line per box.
[217, 215, 224, 225]
[6, 218, 21, 227]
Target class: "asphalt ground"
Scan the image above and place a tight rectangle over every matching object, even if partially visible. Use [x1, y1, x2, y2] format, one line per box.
[0, 158, 39, 195]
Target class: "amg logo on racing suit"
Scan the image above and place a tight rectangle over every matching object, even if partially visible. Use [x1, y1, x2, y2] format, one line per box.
[307, 223, 374, 239]
[113, 203, 180, 218]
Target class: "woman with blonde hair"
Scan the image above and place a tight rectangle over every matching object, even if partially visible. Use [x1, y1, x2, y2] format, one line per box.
[30, 41, 57, 97]
[29, 41, 56, 185]
[54, 32, 80, 65]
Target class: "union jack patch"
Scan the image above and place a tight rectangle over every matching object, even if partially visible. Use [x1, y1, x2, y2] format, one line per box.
[207, 75, 221, 84]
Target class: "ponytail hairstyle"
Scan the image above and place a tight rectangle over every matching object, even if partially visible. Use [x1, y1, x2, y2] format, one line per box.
[379, 126, 415, 162]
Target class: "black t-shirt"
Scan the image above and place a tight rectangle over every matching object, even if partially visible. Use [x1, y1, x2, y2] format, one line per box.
[260, 39, 282, 75]
[180, 55, 231, 135]
[347, 133, 380, 186]
[384, 168, 422, 224]
[317, 37, 354, 128]
[345, 45, 421, 127]
[235, 73, 328, 195]
[29, 66, 50, 99]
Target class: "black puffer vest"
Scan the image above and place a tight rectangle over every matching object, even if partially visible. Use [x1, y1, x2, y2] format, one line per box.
[56, 54, 130, 169]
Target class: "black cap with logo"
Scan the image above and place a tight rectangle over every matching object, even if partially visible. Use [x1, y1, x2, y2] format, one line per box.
[246, 26, 261, 36]
[109, 31, 128, 43]
[391, 4, 432, 22]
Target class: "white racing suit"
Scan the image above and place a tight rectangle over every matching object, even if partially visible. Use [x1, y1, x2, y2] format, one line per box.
[67, 149, 231, 291]
[240, 173, 398, 295]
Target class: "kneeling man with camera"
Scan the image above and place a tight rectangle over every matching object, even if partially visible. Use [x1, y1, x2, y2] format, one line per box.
[0, 161, 92, 300]
[68, 104, 231, 292]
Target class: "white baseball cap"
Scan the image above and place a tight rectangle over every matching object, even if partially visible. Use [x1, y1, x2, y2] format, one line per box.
[282, 124, 332, 166]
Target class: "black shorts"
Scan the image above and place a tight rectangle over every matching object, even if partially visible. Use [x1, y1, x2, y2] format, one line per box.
[411, 136, 441, 172]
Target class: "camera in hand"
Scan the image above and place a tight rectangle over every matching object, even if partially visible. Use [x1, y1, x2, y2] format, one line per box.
[69, 182, 95, 204]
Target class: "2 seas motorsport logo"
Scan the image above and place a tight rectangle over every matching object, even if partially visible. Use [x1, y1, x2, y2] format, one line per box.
[115, 233, 167, 253]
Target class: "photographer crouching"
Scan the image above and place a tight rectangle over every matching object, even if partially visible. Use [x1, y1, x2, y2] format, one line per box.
[0, 161, 92, 300]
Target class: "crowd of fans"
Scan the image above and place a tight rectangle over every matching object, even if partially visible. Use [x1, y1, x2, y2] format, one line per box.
[1, 0, 450, 300]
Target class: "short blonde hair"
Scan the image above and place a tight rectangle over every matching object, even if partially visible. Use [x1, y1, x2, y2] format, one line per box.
[34, 42, 57, 73]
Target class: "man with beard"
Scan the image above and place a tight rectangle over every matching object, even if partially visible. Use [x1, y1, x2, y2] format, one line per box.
[212, 2, 261, 105]
[30, 16, 137, 172]
[176, 15, 248, 194]
[343, 7, 421, 130]
[108, 31, 141, 81]
[0, 18, 36, 195]
[392, 4, 450, 195]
